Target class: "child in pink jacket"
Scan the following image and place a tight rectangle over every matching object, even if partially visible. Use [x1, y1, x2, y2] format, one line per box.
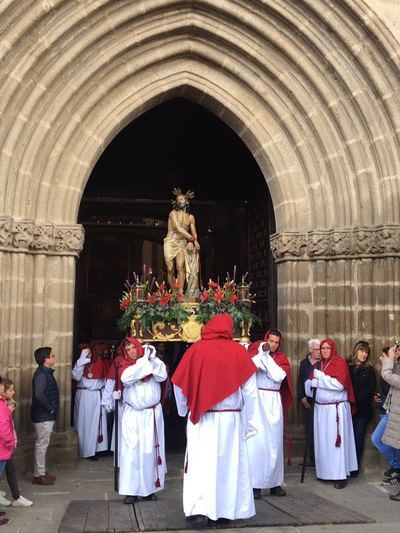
[0, 375, 15, 527]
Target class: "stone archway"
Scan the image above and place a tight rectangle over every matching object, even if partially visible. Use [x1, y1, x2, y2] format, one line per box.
[0, 0, 399, 437]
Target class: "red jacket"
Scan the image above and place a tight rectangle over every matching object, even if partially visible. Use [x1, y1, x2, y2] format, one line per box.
[0, 396, 16, 460]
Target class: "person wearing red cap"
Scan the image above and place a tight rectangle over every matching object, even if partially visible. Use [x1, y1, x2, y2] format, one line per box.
[246, 329, 293, 498]
[72, 345, 108, 460]
[118, 338, 168, 503]
[172, 314, 259, 527]
[305, 338, 358, 489]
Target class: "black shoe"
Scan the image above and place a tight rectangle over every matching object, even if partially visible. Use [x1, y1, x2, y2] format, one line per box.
[253, 488, 261, 500]
[270, 486, 286, 496]
[0, 517, 11, 528]
[186, 515, 208, 529]
[142, 493, 157, 501]
[350, 470, 359, 478]
[384, 467, 400, 478]
[124, 495, 138, 504]
[334, 480, 347, 489]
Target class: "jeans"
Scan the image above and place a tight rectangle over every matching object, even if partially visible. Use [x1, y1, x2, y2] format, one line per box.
[0, 460, 6, 476]
[5, 456, 20, 499]
[371, 413, 400, 469]
[352, 417, 369, 466]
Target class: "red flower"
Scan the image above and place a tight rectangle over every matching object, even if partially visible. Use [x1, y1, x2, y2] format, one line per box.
[173, 281, 181, 290]
[158, 282, 166, 292]
[177, 294, 184, 303]
[229, 294, 238, 304]
[160, 293, 172, 305]
[201, 291, 210, 302]
[208, 280, 218, 289]
[146, 295, 156, 304]
[214, 289, 225, 304]
[224, 281, 234, 289]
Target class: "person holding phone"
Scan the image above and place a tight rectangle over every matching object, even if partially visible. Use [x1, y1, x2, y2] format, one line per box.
[378, 343, 400, 497]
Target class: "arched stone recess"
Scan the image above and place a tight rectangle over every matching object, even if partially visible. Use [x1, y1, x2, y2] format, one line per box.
[0, 0, 400, 437]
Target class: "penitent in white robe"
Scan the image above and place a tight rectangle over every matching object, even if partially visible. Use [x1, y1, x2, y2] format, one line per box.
[72, 361, 108, 459]
[246, 346, 286, 489]
[305, 370, 358, 480]
[174, 374, 259, 521]
[119, 356, 167, 497]
[101, 378, 124, 465]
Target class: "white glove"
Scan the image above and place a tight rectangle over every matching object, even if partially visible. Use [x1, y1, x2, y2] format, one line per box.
[77, 348, 91, 367]
[143, 344, 156, 361]
[240, 342, 250, 350]
[258, 343, 270, 357]
[80, 348, 91, 359]
[311, 378, 319, 389]
[105, 404, 114, 413]
[313, 369, 324, 379]
[112, 390, 121, 400]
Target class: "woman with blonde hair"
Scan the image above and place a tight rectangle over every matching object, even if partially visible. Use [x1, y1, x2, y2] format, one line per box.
[348, 340, 376, 475]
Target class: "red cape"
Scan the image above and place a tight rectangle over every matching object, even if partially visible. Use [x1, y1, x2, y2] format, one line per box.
[316, 338, 356, 407]
[171, 314, 257, 425]
[248, 339, 293, 411]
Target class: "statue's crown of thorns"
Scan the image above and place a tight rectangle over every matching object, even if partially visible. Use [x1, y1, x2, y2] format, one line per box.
[171, 187, 195, 207]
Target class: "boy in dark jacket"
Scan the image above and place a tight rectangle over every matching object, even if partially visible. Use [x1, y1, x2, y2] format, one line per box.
[30, 347, 59, 486]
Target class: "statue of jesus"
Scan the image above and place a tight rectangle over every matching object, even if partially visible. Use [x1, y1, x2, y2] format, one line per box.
[163, 188, 200, 298]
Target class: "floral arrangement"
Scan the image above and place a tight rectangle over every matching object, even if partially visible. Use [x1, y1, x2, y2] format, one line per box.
[118, 267, 190, 333]
[117, 265, 257, 334]
[197, 271, 257, 329]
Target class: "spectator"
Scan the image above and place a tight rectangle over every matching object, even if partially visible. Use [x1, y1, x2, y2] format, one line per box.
[0, 375, 14, 527]
[0, 378, 33, 507]
[348, 340, 376, 475]
[376, 344, 400, 499]
[31, 347, 59, 486]
[297, 338, 321, 466]
[371, 346, 400, 488]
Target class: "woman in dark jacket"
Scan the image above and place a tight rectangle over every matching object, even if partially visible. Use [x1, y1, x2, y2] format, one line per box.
[348, 340, 377, 474]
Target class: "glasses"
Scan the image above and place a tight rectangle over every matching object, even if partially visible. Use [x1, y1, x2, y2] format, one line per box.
[321, 347, 332, 351]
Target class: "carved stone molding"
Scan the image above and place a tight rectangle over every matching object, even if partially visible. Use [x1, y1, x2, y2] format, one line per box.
[0, 217, 84, 257]
[271, 225, 400, 262]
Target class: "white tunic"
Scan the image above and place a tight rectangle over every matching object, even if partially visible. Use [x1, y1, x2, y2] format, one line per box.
[174, 374, 259, 521]
[72, 357, 108, 458]
[101, 378, 124, 465]
[305, 369, 358, 480]
[119, 355, 167, 497]
[246, 346, 286, 489]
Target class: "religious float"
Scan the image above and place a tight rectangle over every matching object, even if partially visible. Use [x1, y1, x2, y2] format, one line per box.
[117, 189, 257, 343]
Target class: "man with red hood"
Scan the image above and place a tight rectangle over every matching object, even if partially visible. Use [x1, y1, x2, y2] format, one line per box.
[72, 345, 108, 459]
[304, 338, 357, 489]
[118, 337, 168, 504]
[246, 329, 293, 498]
[172, 314, 259, 527]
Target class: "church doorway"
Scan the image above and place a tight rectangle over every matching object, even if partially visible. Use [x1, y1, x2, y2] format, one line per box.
[74, 97, 276, 449]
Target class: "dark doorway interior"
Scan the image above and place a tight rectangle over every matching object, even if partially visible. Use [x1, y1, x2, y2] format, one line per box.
[75, 98, 276, 344]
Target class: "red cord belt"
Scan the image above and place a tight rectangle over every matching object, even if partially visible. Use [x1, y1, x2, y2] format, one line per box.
[315, 400, 348, 447]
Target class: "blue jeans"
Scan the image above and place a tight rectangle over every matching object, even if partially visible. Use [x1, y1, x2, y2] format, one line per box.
[371, 413, 400, 469]
[0, 460, 6, 476]
[353, 417, 369, 466]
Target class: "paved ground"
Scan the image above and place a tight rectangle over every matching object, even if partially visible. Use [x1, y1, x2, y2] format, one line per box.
[1, 453, 400, 533]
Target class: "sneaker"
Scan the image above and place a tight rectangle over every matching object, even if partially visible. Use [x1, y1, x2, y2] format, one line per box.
[384, 467, 400, 478]
[0, 496, 10, 507]
[382, 474, 400, 485]
[12, 495, 33, 507]
[0, 492, 5, 498]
